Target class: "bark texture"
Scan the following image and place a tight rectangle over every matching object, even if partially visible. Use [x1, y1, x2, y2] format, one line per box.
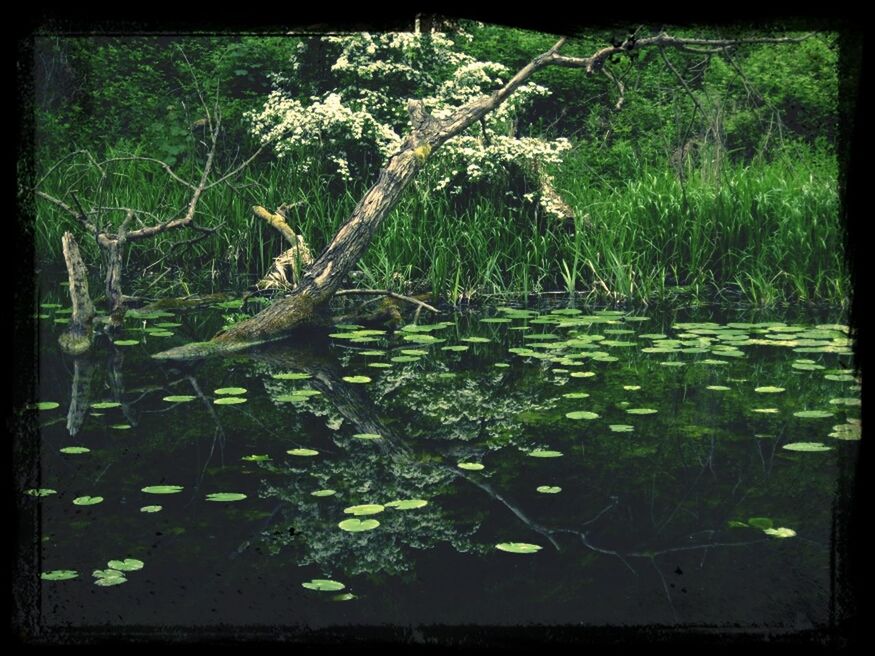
[58, 232, 96, 355]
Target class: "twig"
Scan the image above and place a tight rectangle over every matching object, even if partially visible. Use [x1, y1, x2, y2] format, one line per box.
[335, 289, 439, 313]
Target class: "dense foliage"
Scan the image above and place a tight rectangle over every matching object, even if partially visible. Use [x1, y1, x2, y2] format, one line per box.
[30, 24, 845, 305]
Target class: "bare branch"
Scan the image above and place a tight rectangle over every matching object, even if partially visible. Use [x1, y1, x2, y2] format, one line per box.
[335, 289, 439, 314]
[99, 156, 198, 190]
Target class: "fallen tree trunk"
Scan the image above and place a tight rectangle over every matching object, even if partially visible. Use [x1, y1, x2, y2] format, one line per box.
[58, 232, 96, 355]
[154, 30, 811, 361]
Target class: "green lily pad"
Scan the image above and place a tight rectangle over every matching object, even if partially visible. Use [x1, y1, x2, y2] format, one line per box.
[72, 496, 103, 506]
[91, 402, 121, 409]
[41, 570, 78, 581]
[302, 579, 345, 591]
[141, 485, 183, 494]
[287, 448, 319, 457]
[93, 571, 127, 586]
[342, 376, 372, 384]
[368, 362, 392, 369]
[140, 505, 162, 513]
[495, 542, 542, 554]
[829, 397, 862, 407]
[752, 408, 779, 414]
[570, 371, 596, 378]
[565, 411, 599, 420]
[626, 408, 658, 415]
[271, 372, 311, 381]
[205, 492, 247, 502]
[461, 337, 491, 343]
[528, 449, 563, 458]
[214, 387, 247, 395]
[241, 454, 271, 462]
[763, 527, 796, 538]
[609, 424, 634, 433]
[782, 442, 832, 452]
[441, 345, 470, 352]
[311, 489, 337, 497]
[457, 462, 484, 471]
[25, 488, 57, 497]
[333, 593, 356, 601]
[755, 386, 785, 394]
[824, 374, 855, 382]
[562, 392, 590, 399]
[536, 486, 562, 494]
[390, 356, 421, 363]
[338, 518, 380, 532]
[352, 433, 382, 440]
[343, 504, 385, 516]
[33, 401, 60, 411]
[792, 410, 834, 419]
[384, 499, 428, 510]
[113, 340, 140, 347]
[60, 446, 90, 454]
[163, 395, 196, 403]
[110, 424, 132, 430]
[623, 385, 642, 391]
[107, 559, 144, 572]
[706, 385, 731, 391]
[213, 397, 247, 405]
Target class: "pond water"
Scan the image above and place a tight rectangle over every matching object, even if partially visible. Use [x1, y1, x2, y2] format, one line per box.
[24, 298, 860, 634]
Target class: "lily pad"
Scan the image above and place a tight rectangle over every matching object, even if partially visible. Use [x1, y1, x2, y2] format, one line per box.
[752, 408, 780, 414]
[706, 386, 731, 391]
[609, 424, 634, 433]
[287, 448, 319, 457]
[271, 372, 312, 381]
[241, 454, 271, 462]
[782, 442, 832, 452]
[41, 570, 78, 581]
[205, 492, 247, 502]
[302, 579, 345, 591]
[754, 386, 785, 394]
[763, 527, 797, 538]
[384, 499, 428, 510]
[536, 486, 562, 494]
[441, 345, 470, 352]
[527, 449, 563, 458]
[562, 392, 590, 399]
[342, 376, 372, 384]
[311, 489, 337, 497]
[140, 505, 162, 513]
[792, 410, 834, 419]
[163, 395, 196, 403]
[107, 559, 144, 572]
[25, 488, 57, 497]
[565, 411, 599, 420]
[214, 387, 247, 395]
[72, 496, 103, 506]
[626, 408, 658, 415]
[461, 337, 491, 343]
[33, 401, 60, 411]
[457, 462, 484, 471]
[495, 542, 542, 554]
[113, 340, 140, 346]
[91, 402, 121, 409]
[93, 574, 127, 586]
[338, 518, 380, 532]
[352, 433, 382, 440]
[59, 446, 91, 454]
[343, 504, 385, 516]
[623, 385, 642, 391]
[141, 485, 183, 494]
[213, 397, 247, 405]
[111, 424, 132, 430]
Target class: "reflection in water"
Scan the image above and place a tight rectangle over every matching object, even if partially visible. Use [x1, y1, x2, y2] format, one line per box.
[29, 303, 857, 629]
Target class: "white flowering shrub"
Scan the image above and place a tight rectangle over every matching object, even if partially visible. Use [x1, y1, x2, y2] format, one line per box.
[246, 30, 572, 216]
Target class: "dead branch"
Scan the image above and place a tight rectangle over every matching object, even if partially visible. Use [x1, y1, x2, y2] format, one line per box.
[335, 289, 439, 314]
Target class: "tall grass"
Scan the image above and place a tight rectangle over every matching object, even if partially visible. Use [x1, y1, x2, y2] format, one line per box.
[32, 142, 847, 306]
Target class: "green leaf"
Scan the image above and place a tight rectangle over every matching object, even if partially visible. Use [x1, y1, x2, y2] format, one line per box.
[163, 395, 196, 403]
[205, 492, 247, 502]
[782, 442, 832, 452]
[626, 408, 658, 415]
[141, 485, 183, 494]
[140, 505, 162, 513]
[214, 387, 247, 395]
[609, 424, 634, 433]
[338, 518, 380, 532]
[352, 432, 382, 440]
[301, 579, 345, 591]
[311, 489, 336, 497]
[536, 486, 562, 494]
[763, 527, 796, 538]
[213, 397, 247, 405]
[457, 462, 484, 470]
[72, 496, 103, 506]
[384, 499, 428, 510]
[495, 542, 542, 554]
[113, 340, 140, 346]
[41, 570, 79, 581]
[241, 454, 271, 462]
[25, 488, 56, 497]
[754, 386, 785, 394]
[271, 372, 312, 380]
[33, 401, 60, 411]
[792, 410, 834, 419]
[287, 448, 319, 457]
[91, 402, 121, 409]
[107, 559, 144, 572]
[343, 504, 385, 516]
[527, 449, 563, 458]
[59, 446, 91, 454]
[565, 411, 599, 420]
[342, 376, 372, 384]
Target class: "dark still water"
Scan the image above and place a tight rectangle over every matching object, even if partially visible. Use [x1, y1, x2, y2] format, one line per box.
[22, 299, 860, 635]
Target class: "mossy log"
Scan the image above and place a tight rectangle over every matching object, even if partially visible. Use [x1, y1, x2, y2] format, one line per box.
[58, 232, 96, 355]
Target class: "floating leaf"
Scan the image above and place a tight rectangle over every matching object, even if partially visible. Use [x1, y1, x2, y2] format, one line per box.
[752, 408, 779, 414]
[302, 579, 345, 591]
[113, 340, 139, 347]
[441, 345, 469, 352]
[754, 386, 785, 394]
[565, 411, 599, 420]
[141, 485, 183, 494]
[609, 424, 634, 433]
[623, 385, 642, 391]
[528, 449, 563, 458]
[495, 543, 542, 554]
[461, 337, 490, 343]
[570, 371, 596, 378]
[214, 387, 247, 395]
[33, 401, 60, 411]
[110, 424, 132, 430]
[536, 486, 561, 494]
[562, 392, 590, 399]
[793, 410, 834, 419]
[91, 402, 121, 409]
[457, 462, 484, 471]
[390, 356, 421, 363]
[782, 442, 832, 452]
[140, 505, 162, 513]
[163, 395, 196, 403]
[626, 408, 658, 415]
[213, 397, 247, 405]
[25, 488, 56, 497]
[706, 385, 731, 391]
[287, 448, 319, 457]
[763, 527, 796, 538]
[384, 499, 428, 510]
[342, 376, 372, 384]
[41, 570, 78, 581]
[343, 504, 384, 516]
[338, 518, 380, 532]
[311, 489, 336, 497]
[829, 397, 862, 407]
[60, 446, 90, 454]
[824, 374, 855, 382]
[72, 496, 103, 506]
[107, 559, 144, 572]
[271, 372, 311, 381]
[205, 492, 247, 502]
[352, 433, 382, 440]
[93, 574, 127, 586]
[241, 454, 270, 462]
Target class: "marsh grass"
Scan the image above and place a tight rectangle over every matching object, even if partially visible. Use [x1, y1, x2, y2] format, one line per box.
[33, 143, 846, 305]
